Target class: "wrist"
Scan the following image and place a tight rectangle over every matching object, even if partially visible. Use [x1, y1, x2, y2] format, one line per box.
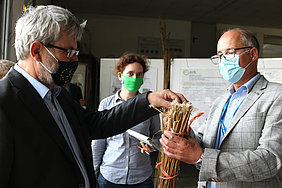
[195, 152, 204, 170]
[146, 91, 152, 103]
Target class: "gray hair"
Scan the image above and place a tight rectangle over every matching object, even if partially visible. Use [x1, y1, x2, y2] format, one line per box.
[15, 5, 85, 60]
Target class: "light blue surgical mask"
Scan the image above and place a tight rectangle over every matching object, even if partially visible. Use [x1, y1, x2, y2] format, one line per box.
[219, 50, 252, 83]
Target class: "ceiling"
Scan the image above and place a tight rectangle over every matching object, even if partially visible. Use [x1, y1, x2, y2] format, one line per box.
[53, 0, 282, 29]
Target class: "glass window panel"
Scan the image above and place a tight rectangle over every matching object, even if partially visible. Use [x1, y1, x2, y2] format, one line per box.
[263, 44, 282, 58]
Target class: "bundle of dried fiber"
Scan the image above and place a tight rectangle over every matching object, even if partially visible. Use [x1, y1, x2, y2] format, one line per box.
[155, 101, 193, 188]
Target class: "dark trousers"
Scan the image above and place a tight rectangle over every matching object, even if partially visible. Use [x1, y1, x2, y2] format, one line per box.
[97, 173, 154, 188]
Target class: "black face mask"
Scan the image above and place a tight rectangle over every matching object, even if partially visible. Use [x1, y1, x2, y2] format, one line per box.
[51, 60, 78, 86]
[41, 46, 79, 86]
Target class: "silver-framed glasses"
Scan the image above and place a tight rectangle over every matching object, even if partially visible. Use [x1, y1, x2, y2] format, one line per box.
[210, 46, 253, 64]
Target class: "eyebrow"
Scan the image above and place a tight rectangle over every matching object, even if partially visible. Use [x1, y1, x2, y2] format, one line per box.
[127, 71, 143, 73]
[217, 48, 234, 54]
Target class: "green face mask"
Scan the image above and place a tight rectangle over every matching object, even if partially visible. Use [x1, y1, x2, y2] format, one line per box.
[121, 72, 143, 91]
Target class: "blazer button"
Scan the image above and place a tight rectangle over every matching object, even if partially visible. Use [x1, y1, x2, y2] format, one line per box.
[78, 184, 84, 188]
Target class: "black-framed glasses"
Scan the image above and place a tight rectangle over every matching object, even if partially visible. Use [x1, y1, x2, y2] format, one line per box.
[45, 44, 79, 59]
[210, 46, 253, 64]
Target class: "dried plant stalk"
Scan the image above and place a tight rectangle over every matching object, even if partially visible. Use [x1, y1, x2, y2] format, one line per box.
[160, 21, 171, 89]
[157, 101, 193, 188]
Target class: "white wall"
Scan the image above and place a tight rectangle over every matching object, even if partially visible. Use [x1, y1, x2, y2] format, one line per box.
[77, 14, 191, 60]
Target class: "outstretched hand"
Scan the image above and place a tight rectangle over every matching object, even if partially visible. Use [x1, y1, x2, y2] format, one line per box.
[147, 89, 187, 109]
[160, 130, 203, 165]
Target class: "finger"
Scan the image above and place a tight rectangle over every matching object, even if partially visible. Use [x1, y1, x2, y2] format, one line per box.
[156, 95, 171, 109]
[160, 133, 178, 149]
[140, 142, 145, 148]
[141, 148, 150, 155]
[162, 146, 181, 161]
[161, 137, 191, 163]
[159, 134, 169, 147]
[144, 144, 150, 149]
[163, 130, 183, 143]
[165, 90, 187, 104]
[144, 146, 153, 153]
[147, 92, 170, 108]
[176, 93, 187, 103]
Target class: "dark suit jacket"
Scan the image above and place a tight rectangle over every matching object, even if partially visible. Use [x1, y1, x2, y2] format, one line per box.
[0, 69, 157, 188]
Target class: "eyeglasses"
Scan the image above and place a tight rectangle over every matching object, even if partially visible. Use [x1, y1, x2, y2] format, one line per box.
[45, 44, 79, 59]
[210, 46, 253, 64]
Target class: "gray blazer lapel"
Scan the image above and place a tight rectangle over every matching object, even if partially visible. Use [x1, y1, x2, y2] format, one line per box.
[221, 76, 267, 144]
[203, 93, 230, 148]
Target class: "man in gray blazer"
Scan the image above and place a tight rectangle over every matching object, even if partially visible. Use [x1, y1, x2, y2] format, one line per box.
[160, 28, 282, 188]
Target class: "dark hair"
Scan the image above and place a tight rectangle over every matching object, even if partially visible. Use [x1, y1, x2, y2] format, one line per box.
[114, 53, 149, 75]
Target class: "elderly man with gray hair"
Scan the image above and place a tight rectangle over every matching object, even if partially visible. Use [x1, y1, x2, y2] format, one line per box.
[0, 5, 186, 188]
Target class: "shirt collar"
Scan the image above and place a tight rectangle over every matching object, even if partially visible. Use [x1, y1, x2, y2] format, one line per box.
[14, 64, 61, 99]
[114, 90, 140, 102]
[228, 73, 261, 94]
[114, 90, 122, 102]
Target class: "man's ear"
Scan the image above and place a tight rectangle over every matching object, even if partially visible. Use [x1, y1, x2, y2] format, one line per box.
[30, 41, 43, 62]
[250, 48, 258, 61]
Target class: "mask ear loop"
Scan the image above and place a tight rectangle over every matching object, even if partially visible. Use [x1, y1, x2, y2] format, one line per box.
[243, 60, 253, 70]
[44, 46, 59, 62]
[39, 46, 58, 74]
[39, 61, 52, 74]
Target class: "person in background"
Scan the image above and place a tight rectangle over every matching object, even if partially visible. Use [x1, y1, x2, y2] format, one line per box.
[0, 5, 186, 188]
[160, 28, 282, 188]
[92, 53, 161, 188]
[0, 60, 15, 79]
[64, 82, 86, 107]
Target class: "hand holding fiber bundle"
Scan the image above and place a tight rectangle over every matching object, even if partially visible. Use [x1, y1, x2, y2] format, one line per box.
[156, 101, 193, 188]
